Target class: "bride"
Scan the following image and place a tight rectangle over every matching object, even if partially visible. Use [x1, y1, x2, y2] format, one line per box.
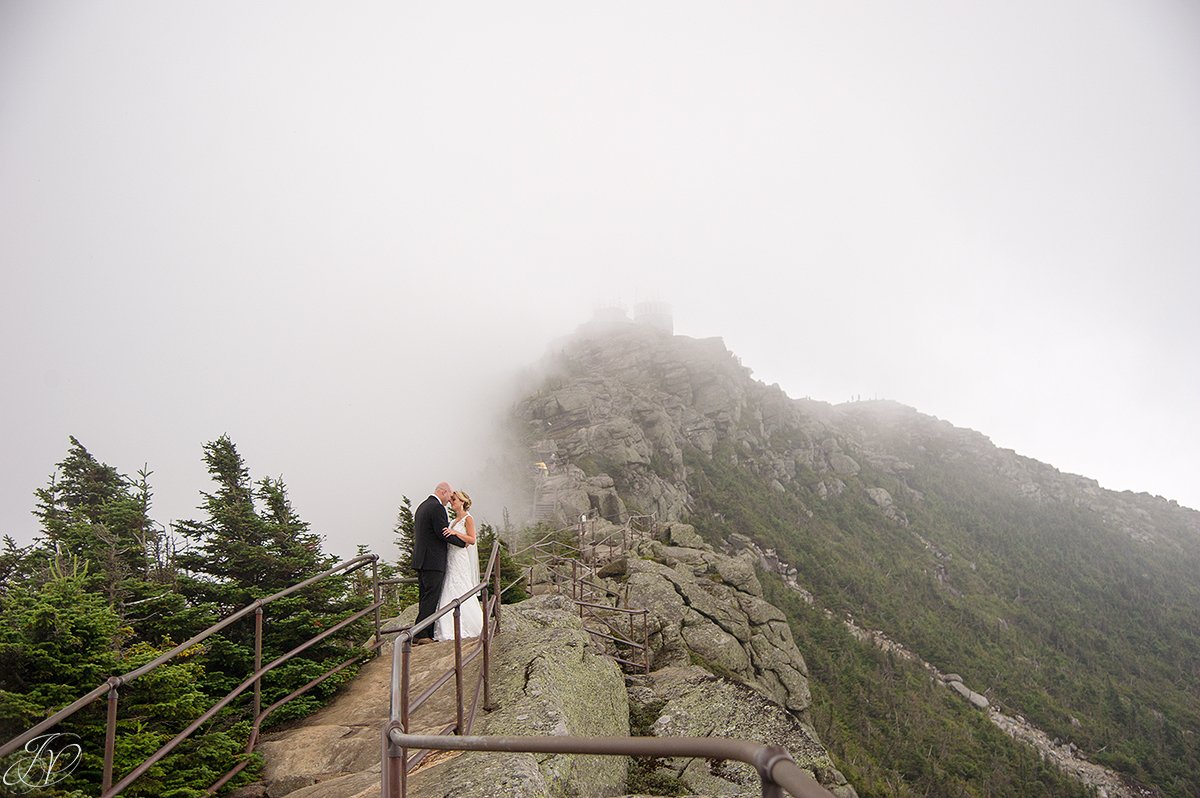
[434, 490, 484, 641]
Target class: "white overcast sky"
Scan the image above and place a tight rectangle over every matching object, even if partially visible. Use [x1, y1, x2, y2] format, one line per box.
[2, 1, 1198, 559]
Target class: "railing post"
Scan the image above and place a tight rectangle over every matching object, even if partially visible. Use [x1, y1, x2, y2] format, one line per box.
[400, 636, 411, 798]
[754, 744, 793, 798]
[643, 610, 650, 674]
[372, 557, 382, 647]
[254, 607, 264, 720]
[453, 605, 464, 735]
[481, 586, 493, 712]
[494, 554, 502, 631]
[102, 680, 119, 793]
[400, 638, 411, 734]
[382, 723, 401, 798]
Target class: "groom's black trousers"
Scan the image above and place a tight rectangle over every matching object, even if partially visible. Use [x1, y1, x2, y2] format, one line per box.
[414, 569, 444, 639]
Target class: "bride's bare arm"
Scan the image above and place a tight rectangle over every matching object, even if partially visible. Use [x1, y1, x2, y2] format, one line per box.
[460, 515, 477, 545]
[442, 516, 476, 545]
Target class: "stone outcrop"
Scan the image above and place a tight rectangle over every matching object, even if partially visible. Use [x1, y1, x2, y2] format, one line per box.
[533, 466, 629, 526]
[455, 593, 630, 798]
[725, 533, 813, 604]
[946, 678, 989, 710]
[987, 710, 1143, 798]
[510, 321, 1200, 798]
[599, 522, 812, 715]
[864, 487, 907, 525]
[627, 666, 856, 798]
[569, 519, 854, 796]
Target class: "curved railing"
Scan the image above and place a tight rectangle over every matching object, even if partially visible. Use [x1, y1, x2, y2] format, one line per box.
[385, 731, 836, 798]
[0, 554, 384, 796]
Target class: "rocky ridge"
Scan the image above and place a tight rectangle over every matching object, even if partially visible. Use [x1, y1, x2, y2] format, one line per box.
[580, 518, 856, 798]
[237, 560, 853, 798]
[519, 322, 1198, 550]
[512, 320, 1200, 796]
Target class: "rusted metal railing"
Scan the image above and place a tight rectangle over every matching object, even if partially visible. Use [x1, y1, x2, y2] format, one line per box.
[522, 516, 653, 673]
[380, 541, 509, 798]
[0, 554, 384, 797]
[573, 599, 650, 673]
[381, 518, 835, 798]
[383, 731, 836, 798]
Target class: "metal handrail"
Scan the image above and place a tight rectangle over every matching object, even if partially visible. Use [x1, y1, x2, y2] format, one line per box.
[381, 541, 504, 798]
[509, 523, 583, 558]
[523, 519, 652, 674]
[384, 731, 836, 798]
[380, 517, 837, 798]
[0, 554, 383, 796]
[573, 601, 650, 674]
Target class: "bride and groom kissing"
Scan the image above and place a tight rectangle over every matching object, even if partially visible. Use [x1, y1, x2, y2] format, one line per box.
[411, 481, 484, 644]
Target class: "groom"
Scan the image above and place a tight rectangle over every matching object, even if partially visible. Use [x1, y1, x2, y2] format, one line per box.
[412, 481, 466, 644]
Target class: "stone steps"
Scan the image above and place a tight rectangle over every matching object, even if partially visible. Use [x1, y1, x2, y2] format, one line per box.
[230, 623, 482, 798]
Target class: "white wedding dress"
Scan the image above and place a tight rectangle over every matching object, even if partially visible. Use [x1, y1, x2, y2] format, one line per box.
[434, 513, 484, 641]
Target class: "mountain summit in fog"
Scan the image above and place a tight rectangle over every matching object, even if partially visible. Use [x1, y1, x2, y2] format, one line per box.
[508, 317, 1200, 796]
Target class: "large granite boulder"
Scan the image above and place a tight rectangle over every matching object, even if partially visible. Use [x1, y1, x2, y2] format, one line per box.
[627, 666, 857, 798]
[617, 526, 811, 715]
[408, 594, 629, 798]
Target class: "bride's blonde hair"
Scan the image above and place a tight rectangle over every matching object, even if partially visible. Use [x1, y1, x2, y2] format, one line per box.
[454, 490, 472, 511]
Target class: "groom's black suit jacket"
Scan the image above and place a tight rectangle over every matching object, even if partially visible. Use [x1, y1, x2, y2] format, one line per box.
[412, 494, 465, 572]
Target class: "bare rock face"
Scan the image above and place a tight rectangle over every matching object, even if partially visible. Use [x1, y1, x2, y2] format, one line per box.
[519, 326, 925, 532]
[627, 666, 857, 798]
[402, 595, 630, 798]
[616, 523, 811, 715]
[588, 522, 856, 796]
[463, 594, 630, 798]
[828, 453, 860, 477]
[864, 486, 908, 525]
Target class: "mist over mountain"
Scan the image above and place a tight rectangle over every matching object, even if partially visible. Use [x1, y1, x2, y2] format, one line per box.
[507, 314, 1200, 796]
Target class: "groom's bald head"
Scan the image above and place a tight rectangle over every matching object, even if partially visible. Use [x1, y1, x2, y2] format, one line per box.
[434, 482, 454, 503]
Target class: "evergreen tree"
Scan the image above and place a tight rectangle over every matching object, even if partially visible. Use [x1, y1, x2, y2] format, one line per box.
[478, 522, 527, 604]
[2, 437, 368, 796]
[174, 435, 268, 612]
[390, 496, 419, 607]
[393, 495, 415, 577]
[173, 436, 364, 723]
[29, 438, 190, 646]
[0, 535, 31, 601]
[0, 557, 122, 740]
[33, 438, 150, 604]
[0, 558, 251, 797]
